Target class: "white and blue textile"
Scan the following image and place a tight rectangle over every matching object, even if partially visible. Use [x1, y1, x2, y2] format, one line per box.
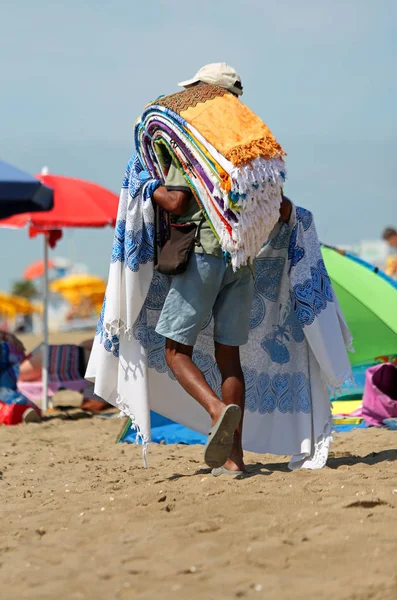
[86, 154, 353, 469]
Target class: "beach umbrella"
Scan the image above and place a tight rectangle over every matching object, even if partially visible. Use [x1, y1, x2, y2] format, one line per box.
[0, 293, 35, 314]
[0, 293, 40, 323]
[0, 170, 119, 409]
[0, 170, 118, 231]
[56, 289, 105, 307]
[0, 300, 17, 319]
[24, 257, 73, 280]
[50, 273, 106, 295]
[0, 293, 20, 318]
[322, 246, 397, 366]
[50, 275, 105, 307]
[0, 160, 53, 219]
[24, 259, 55, 280]
[52, 287, 105, 316]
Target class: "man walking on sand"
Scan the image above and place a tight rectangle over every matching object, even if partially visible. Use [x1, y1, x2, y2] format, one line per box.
[150, 63, 291, 475]
[87, 62, 352, 473]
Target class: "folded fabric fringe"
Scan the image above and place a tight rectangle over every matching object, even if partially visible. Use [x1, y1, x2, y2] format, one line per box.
[225, 138, 286, 167]
[116, 393, 149, 467]
[135, 85, 286, 269]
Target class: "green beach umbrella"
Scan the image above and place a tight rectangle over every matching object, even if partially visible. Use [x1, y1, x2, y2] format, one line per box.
[322, 246, 397, 366]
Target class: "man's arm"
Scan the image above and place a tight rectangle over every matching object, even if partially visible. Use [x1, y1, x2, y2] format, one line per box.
[154, 187, 291, 219]
[152, 186, 191, 216]
[152, 157, 192, 215]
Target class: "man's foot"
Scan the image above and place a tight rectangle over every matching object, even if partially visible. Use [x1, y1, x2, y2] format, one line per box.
[81, 399, 111, 414]
[223, 456, 246, 472]
[204, 404, 241, 468]
[211, 452, 246, 477]
[211, 466, 243, 478]
[221, 431, 246, 472]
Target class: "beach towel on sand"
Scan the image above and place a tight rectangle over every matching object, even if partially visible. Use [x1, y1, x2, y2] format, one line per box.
[86, 150, 353, 470]
[135, 84, 286, 270]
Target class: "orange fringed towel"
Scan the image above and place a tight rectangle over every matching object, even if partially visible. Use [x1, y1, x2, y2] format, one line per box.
[153, 85, 286, 167]
[136, 84, 287, 269]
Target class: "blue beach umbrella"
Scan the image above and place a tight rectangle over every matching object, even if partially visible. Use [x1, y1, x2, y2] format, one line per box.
[0, 160, 53, 219]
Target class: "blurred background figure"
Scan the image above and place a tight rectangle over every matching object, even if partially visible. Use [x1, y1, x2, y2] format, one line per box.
[382, 227, 397, 279]
[0, 330, 42, 424]
[18, 338, 110, 413]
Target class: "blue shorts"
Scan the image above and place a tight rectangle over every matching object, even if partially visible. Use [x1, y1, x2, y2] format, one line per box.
[155, 253, 254, 347]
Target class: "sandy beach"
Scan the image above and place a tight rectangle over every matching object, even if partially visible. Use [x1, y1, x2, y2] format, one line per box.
[1, 339, 397, 600]
[3, 1, 397, 598]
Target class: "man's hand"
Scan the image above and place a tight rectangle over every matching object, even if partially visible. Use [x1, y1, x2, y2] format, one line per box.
[152, 186, 191, 216]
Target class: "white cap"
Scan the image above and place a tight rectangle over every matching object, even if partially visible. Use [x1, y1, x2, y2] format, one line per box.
[178, 63, 243, 96]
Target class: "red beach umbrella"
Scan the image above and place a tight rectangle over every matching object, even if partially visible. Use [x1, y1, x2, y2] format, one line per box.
[24, 259, 55, 280]
[0, 169, 119, 409]
[0, 170, 118, 242]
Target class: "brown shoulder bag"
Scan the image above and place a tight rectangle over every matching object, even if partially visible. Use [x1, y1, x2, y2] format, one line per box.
[155, 216, 205, 276]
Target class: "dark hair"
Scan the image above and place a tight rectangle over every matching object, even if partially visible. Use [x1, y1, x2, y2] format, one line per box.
[382, 227, 397, 241]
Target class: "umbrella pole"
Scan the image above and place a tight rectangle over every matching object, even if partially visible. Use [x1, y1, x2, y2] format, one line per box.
[42, 234, 49, 411]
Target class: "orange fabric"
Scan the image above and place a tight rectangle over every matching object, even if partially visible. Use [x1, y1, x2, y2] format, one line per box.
[180, 94, 285, 167]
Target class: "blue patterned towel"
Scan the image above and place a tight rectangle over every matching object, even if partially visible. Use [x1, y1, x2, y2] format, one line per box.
[86, 153, 353, 469]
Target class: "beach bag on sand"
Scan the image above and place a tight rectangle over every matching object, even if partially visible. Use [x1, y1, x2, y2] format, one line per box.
[362, 364, 397, 427]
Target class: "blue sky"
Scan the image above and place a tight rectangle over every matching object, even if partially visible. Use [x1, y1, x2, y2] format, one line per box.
[1, 0, 396, 291]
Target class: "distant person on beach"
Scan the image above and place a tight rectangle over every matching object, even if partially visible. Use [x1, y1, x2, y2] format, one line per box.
[382, 227, 397, 278]
[382, 227, 397, 251]
[0, 331, 25, 355]
[19, 339, 110, 413]
[0, 331, 41, 423]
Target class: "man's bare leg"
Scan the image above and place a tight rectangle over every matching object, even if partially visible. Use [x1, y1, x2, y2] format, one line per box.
[214, 342, 246, 472]
[165, 339, 226, 426]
